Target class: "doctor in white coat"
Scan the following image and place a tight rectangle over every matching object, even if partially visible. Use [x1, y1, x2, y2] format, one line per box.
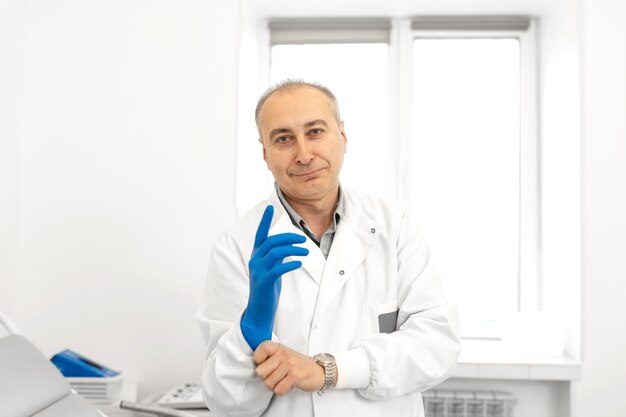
[197, 80, 460, 417]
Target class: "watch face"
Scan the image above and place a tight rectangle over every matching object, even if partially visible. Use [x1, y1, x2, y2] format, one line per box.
[316, 353, 334, 363]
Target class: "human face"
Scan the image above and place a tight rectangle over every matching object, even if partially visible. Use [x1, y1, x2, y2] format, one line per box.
[258, 86, 347, 204]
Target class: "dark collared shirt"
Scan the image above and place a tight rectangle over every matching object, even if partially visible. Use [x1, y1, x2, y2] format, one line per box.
[275, 183, 344, 259]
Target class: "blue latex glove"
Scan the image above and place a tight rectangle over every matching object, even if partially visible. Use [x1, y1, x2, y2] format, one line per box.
[241, 205, 309, 351]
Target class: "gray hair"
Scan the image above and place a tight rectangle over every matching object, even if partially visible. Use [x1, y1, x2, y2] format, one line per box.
[254, 79, 342, 139]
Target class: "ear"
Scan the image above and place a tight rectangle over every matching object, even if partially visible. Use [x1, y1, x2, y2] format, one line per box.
[339, 121, 348, 151]
[261, 139, 270, 167]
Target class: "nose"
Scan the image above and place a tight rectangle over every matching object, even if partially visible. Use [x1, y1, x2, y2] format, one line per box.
[295, 138, 314, 165]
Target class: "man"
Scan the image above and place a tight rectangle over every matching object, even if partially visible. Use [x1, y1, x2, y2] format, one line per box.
[197, 80, 460, 417]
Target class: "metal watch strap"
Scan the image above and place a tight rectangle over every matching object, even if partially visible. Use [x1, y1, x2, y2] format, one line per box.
[314, 353, 337, 394]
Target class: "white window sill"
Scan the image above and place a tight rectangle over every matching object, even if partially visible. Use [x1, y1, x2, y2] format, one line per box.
[452, 339, 580, 381]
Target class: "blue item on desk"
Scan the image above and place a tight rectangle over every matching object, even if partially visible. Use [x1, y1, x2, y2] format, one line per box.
[51, 349, 119, 377]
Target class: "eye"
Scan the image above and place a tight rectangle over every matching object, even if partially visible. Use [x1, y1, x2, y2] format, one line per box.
[274, 136, 290, 144]
[308, 128, 324, 136]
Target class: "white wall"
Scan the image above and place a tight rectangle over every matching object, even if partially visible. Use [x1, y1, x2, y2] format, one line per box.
[536, 0, 582, 362]
[0, 0, 25, 319]
[573, 0, 626, 415]
[1, 0, 240, 397]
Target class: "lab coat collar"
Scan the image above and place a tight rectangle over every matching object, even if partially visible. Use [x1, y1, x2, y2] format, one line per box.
[262, 188, 381, 310]
[264, 191, 326, 285]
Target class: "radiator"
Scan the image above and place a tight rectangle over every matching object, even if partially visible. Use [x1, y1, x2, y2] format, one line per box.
[423, 390, 516, 417]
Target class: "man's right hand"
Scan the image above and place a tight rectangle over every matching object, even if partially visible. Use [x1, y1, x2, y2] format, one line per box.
[241, 205, 309, 350]
[254, 341, 326, 396]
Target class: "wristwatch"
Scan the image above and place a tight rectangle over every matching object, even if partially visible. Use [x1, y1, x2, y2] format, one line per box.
[314, 353, 337, 393]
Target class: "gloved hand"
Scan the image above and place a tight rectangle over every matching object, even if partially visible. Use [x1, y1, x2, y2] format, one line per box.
[241, 205, 309, 351]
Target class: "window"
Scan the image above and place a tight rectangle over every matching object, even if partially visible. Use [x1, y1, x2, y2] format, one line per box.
[270, 43, 390, 198]
[411, 37, 522, 336]
[402, 18, 539, 338]
[238, 17, 540, 340]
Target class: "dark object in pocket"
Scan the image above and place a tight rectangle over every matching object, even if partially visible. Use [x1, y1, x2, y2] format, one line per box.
[378, 310, 398, 333]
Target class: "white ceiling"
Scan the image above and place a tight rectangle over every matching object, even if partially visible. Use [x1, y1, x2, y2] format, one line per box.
[245, 0, 551, 19]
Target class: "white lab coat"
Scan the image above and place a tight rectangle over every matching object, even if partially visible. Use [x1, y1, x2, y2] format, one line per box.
[197, 188, 460, 417]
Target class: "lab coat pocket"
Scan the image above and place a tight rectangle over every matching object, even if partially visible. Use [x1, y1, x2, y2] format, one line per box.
[367, 302, 398, 334]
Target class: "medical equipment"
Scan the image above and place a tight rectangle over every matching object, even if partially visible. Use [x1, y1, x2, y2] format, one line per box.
[120, 401, 198, 417]
[66, 372, 126, 405]
[50, 349, 125, 404]
[157, 383, 205, 409]
[0, 312, 102, 417]
[51, 349, 120, 377]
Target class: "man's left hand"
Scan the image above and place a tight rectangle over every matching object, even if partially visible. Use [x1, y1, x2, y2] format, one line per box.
[253, 341, 325, 396]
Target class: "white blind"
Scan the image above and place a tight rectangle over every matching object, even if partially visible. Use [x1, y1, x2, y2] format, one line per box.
[269, 18, 391, 45]
[411, 16, 531, 31]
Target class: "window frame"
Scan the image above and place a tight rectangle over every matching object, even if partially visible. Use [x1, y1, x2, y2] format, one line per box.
[395, 18, 542, 338]
[243, 16, 546, 341]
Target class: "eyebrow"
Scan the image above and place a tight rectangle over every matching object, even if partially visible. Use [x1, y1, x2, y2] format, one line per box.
[303, 119, 329, 129]
[268, 119, 329, 140]
[268, 127, 291, 139]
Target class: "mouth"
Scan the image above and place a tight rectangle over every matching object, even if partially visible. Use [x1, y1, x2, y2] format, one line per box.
[291, 168, 325, 177]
